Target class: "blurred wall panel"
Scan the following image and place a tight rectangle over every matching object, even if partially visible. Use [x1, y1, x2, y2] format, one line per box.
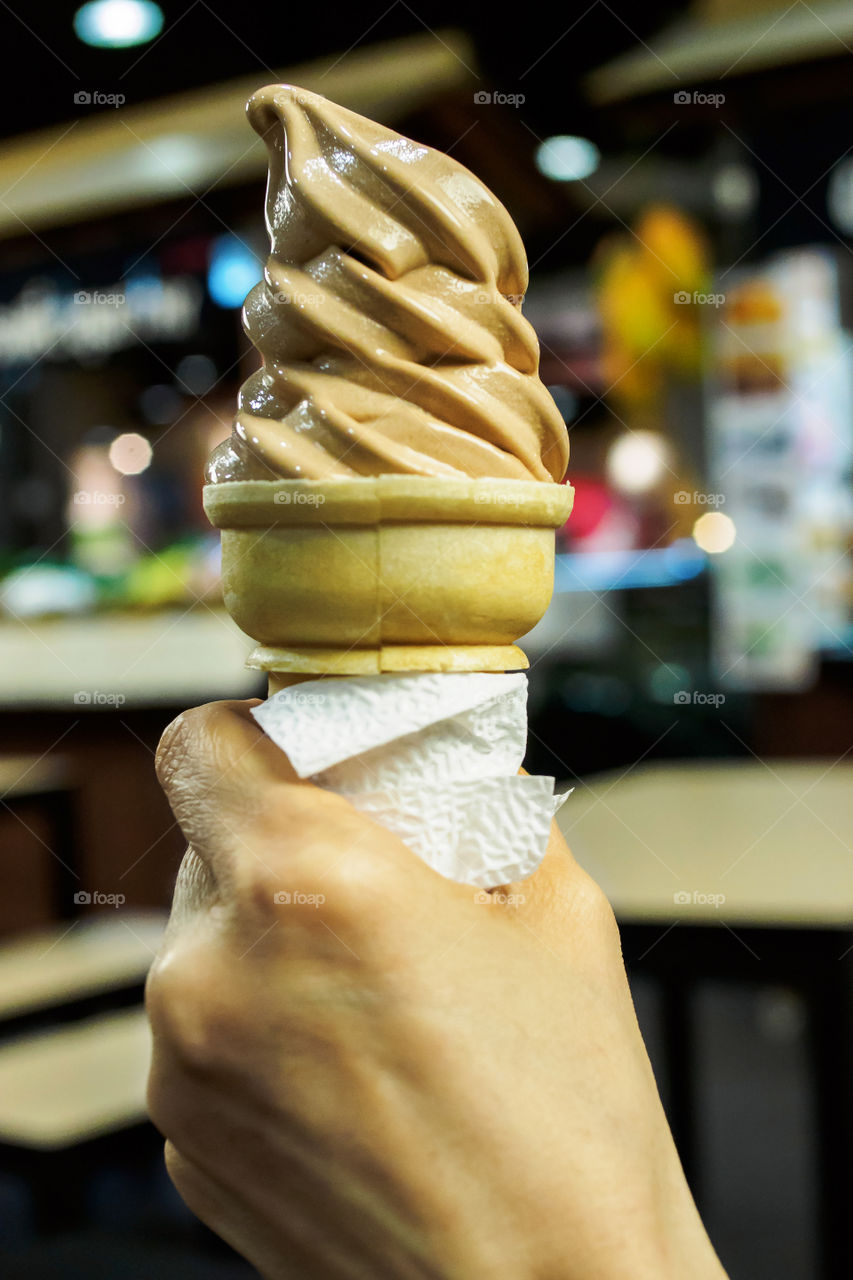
[0, 709, 187, 919]
[0, 807, 56, 936]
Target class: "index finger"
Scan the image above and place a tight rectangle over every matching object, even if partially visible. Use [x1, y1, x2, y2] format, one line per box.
[155, 700, 311, 893]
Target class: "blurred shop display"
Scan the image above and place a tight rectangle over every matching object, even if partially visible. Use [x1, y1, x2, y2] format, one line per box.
[0, 250, 240, 587]
[707, 248, 853, 689]
[519, 208, 719, 681]
[0, 236, 256, 705]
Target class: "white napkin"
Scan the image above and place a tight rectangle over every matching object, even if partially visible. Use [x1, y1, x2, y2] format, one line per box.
[252, 673, 571, 888]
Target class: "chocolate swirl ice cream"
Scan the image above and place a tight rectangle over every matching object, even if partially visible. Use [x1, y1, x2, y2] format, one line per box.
[206, 85, 569, 485]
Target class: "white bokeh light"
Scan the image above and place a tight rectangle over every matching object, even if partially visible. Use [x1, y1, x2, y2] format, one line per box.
[606, 431, 672, 494]
[692, 512, 736, 554]
[109, 432, 153, 475]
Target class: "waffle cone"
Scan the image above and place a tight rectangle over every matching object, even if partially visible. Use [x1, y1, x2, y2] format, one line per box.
[204, 476, 573, 677]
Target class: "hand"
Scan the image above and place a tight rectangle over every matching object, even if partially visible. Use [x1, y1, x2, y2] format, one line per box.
[147, 699, 726, 1280]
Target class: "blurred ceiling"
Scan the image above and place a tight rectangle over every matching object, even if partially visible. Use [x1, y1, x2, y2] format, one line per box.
[586, 0, 853, 102]
[3, 1, 853, 274]
[0, 31, 477, 238]
[0, 0, 671, 140]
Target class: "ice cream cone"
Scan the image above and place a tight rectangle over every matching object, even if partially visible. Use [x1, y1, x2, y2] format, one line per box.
[204, 475, 573, 680]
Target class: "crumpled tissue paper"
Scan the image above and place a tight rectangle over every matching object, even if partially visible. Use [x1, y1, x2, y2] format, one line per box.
[252, 672, 572, 888]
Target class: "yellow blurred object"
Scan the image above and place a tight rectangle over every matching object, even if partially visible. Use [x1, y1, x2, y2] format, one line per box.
[598, 246, 675, 353]
[667, 308, 704, 378]
[600, 338, 662, 404]
[594, 204, 711, 405]
[635, 205, 710, 294]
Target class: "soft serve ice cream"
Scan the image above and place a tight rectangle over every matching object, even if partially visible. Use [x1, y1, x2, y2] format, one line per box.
[206, 85, 569, 485]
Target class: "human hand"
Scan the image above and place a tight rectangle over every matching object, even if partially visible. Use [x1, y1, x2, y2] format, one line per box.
[147, 699, 726, 1280]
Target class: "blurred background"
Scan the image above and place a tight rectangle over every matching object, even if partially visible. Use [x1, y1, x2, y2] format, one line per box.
[1, 0, 852, 1277]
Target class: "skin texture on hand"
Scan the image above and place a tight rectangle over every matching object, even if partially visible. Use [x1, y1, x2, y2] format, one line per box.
[147, 700, 728, 1280]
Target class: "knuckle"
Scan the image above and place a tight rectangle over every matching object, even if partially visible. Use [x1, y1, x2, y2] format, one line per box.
[233, 858, 290, 917]
[241, 788, 391, 911]
[318, 844, 392, 924]
[145, 942, 234, 1076]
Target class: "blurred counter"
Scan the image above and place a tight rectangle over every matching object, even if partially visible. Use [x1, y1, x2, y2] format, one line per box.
[0, 608, 258, 708]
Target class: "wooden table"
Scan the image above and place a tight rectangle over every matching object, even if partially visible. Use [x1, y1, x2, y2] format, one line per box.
[0, 753, 78, 924]
[0, 1006, 156, 1231]
[559, 760, 853, 1280]
[0, 1007, 151, 1149]
[0, 912, 166, 1024]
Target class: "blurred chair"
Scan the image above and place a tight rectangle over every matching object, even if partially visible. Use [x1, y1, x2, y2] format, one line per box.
[560, 760, 853, 1280]
[0, 1008, 153, 1232]
[0, 913, 166, 1030]
[0, 914, 166, 1231]
[0, 754, 78, 930]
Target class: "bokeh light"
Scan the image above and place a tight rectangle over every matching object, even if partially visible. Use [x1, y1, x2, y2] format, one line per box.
[606, 430, 672, 494]
[74, 0, 163, 48]
[692, 511, 736, 553]
[109, 432, 153, 475]
[535, 136, 601, 182]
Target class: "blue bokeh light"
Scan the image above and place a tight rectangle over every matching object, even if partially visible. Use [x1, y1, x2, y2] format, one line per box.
[207, 236, 261, 310]
[74, 0, 164, 48]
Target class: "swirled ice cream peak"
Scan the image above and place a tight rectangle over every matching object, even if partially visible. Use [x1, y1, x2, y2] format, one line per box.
[206, 84, 569, 483]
